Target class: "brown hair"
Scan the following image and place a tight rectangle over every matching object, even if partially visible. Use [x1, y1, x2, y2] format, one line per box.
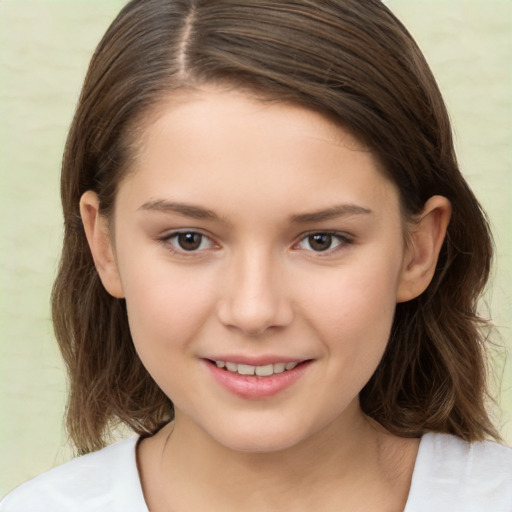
[52, 0, 499, 455]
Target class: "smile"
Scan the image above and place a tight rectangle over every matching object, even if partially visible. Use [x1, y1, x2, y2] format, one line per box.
[213, 360, 299, 377]
[205, 358, 312, 399]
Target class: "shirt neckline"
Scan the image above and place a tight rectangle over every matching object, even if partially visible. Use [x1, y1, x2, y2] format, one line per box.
[129, 433, 433, 512]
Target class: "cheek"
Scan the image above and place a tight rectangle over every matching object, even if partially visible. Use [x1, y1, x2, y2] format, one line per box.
[299, 255, 401, 356]
[120, 268, 220, 403]
[316, 272, 399, 406]
[119, 261, 218, 364]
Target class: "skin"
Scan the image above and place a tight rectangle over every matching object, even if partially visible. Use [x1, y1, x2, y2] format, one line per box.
[81, 88, 451, 511]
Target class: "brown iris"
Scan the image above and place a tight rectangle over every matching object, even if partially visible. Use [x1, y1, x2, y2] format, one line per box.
[177, 232, 203, 251]
[308, 233, 333, 252]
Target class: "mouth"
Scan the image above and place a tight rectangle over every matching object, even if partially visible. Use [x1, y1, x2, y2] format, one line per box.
[208, 359, 306, 377]
[204, 358, 312, 399]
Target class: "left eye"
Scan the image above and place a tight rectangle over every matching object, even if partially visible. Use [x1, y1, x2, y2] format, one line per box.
[297, 232, 347, 252]
[166, 231, 214, 252]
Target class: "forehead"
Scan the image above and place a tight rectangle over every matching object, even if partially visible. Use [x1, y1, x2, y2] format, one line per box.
[135, 86, 372, 159]
[118, 87, 400, 223]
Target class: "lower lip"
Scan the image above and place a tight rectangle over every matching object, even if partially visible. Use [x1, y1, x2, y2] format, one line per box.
[204, 360, 312, 399]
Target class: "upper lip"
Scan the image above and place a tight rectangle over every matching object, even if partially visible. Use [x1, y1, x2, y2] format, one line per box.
[203, 355, 310, 366]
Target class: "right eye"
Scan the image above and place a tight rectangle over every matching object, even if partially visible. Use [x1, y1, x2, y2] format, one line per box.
[162, 231, 216, 253]
[295, 231, 351, 253]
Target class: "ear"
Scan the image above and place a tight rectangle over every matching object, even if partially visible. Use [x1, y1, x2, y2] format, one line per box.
[80, 191, 125, 298]
[396, 195, 451, 303]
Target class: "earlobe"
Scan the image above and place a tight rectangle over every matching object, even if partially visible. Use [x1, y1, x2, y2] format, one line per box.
[396, 195, 451, 303]
[80, 191, 125, 299]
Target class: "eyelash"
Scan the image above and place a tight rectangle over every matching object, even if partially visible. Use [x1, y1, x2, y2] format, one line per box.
[294, 231, 353, 254]
[159, 230, 217, 254]
[159, 229, 353, 256]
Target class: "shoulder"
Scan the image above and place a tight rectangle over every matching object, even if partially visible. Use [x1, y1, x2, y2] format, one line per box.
[405, 432, 512, 512]
[0, 437, 148, 512]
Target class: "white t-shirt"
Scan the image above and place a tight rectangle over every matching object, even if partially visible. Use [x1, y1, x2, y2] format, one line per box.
[1, 432, 511, 511]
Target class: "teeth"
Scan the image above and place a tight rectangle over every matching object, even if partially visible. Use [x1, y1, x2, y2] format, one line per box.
[273, 362, 286, 374]
[238, 364, 255, 376]
[255, 364, 274, 377]
[226, 362, 238, 372]
[214, 360, 301, 376]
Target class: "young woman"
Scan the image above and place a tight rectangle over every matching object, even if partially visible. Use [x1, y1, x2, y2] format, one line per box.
[2, 0, 511, 510]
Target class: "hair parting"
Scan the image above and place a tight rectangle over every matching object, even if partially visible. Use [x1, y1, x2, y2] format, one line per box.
[52, 0, 500, 454]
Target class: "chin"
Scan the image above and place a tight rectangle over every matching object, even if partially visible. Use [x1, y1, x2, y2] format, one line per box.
[207, 415, 316, 454]
[219, 433, 302, 454]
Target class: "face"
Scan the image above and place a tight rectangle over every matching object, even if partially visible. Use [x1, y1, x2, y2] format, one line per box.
[86, 88, 418, 453]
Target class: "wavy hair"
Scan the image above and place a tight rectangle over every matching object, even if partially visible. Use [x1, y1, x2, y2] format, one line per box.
[52, 0, 499, 454]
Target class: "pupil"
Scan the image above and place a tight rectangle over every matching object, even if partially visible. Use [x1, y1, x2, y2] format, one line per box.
[178, 233, 202, 251]
[309, 233, 332, 251]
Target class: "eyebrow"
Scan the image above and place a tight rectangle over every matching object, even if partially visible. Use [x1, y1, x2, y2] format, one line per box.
[139, 199, 372, 224]
[289, 204, 373, 223]
[139, 199, 223, 221]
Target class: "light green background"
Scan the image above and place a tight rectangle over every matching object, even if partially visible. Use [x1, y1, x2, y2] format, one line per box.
[0, 0, 511, 497]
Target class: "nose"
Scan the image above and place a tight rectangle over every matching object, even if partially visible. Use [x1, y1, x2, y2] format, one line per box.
[216, 249, 294, 336]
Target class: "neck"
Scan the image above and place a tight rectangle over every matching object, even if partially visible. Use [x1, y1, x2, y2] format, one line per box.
[138, 401, 418, 512]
